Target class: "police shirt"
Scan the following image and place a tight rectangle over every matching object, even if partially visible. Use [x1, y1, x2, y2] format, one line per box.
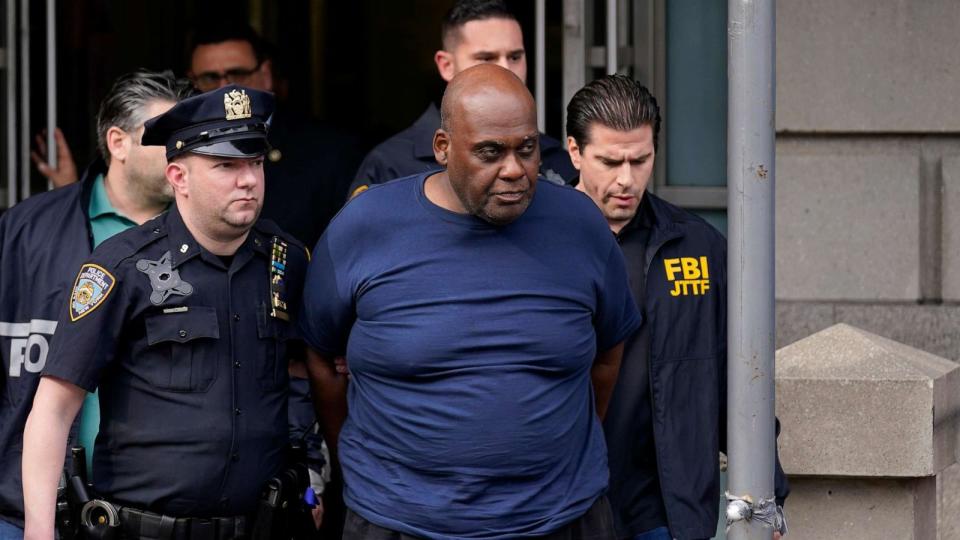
[347, 103, 577, 197]
[43, 205, 308, 517]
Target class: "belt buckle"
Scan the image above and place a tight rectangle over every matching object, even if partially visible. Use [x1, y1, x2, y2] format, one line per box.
[189, 517, 216, 539]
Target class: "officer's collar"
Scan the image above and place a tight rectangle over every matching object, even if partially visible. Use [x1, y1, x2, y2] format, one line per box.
[412, 103, 441, 159]
[162, 205, 269, 270]
[246, 226, 272, 259]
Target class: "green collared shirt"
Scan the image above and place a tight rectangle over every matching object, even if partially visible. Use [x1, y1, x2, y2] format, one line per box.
[78, 174, 141, 474]
[88, 173, 138, 248]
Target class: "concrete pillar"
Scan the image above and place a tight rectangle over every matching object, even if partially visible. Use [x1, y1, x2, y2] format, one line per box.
[775, 324, 960, 539]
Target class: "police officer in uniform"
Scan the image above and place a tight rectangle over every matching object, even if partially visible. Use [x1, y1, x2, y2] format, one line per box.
[348, 0, 576, 197]
[21, 85, 309, 540]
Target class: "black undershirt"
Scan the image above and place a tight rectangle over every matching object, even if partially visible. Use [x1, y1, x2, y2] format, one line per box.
[604, 198, 669, 538]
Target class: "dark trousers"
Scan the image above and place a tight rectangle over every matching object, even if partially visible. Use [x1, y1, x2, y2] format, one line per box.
[341, 496, 616, 540]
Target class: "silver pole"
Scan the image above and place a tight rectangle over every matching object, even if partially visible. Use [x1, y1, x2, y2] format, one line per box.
[45, 0, 55, 189]
[535, 0, 545, 132]
[605, 0, 617, 74]
[726, 0, 776, 539]
[5, 0, 16, 207]
[561, 0, 588, 140]
[18, 0, 28, 201]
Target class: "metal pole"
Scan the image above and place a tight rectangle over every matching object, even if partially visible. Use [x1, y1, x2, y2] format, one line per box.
[605, 0, 617, 74]
[535, 0, 545, 133]
[726, 0, 776, 539]
[18, 0, 28, 201]
[45, 0, 55, 189]
[561, 0, 589, 140]
[5, 0, 16, 207]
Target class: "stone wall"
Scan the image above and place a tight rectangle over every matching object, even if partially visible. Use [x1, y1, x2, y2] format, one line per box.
[775, 324, 960, 539]
[774, 0, 960, 356]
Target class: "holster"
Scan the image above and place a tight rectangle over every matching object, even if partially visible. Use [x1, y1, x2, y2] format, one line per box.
[55, 447, 91, 540]
[249, 445, 315, 540]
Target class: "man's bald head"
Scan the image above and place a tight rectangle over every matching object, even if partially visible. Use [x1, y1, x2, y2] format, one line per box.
[440, 64, 536, 133]
[431, 64, 541, 226]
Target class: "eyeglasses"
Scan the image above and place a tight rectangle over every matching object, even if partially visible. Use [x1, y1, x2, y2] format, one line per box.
[191, 62, 262, 92]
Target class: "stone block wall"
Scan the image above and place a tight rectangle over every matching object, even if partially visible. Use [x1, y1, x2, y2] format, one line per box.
[773, 0, 960, 357]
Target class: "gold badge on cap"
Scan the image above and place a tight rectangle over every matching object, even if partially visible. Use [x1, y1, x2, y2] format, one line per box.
[224, 89, 252, 120]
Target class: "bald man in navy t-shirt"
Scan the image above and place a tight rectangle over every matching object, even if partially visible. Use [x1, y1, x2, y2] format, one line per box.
[300, 65, 639, 540]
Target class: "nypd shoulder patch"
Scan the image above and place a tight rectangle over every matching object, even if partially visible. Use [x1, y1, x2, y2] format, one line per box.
[70, 263, 116, 322]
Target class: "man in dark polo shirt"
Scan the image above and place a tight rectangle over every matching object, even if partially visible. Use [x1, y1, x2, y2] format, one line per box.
[565, 74, 789, 540]
[301, 64, 639, 539]
[348, 0, 576, 197]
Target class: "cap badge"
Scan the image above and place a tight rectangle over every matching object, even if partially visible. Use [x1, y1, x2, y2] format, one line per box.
[224, 89, 252, 120]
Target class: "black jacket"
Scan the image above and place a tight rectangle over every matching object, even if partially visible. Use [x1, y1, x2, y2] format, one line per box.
[0, 160, 102, 525]
[605, 192, 789, 540]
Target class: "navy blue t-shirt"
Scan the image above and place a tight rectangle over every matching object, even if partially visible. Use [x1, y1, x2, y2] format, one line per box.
[299, 173, 641, 539]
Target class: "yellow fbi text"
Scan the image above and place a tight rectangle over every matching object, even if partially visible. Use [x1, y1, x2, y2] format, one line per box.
[663, 257, 711, 296]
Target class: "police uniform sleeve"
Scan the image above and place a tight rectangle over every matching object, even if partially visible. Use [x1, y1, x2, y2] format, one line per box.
[297, 234, 355, 357]
[595, 241, 643, 352]
[540, 145, 578, 184]
[42, 260, 131, 392]
[347, 148, 390, 200]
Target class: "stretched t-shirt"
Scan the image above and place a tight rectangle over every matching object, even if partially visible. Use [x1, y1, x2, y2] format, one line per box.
[299, 173, 641, 539]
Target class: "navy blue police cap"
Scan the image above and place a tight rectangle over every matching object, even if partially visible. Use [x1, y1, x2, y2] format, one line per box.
[142, 84, 275, 160]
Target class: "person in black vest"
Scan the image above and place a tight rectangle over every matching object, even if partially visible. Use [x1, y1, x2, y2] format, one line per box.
[565, 75, 789, 540]
[22, 85, 310, 540]
[0, 70, 193, 540]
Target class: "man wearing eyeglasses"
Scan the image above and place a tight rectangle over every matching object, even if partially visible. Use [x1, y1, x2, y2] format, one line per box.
[188, 27, 272, 94]
[188, 23, 361, 249]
